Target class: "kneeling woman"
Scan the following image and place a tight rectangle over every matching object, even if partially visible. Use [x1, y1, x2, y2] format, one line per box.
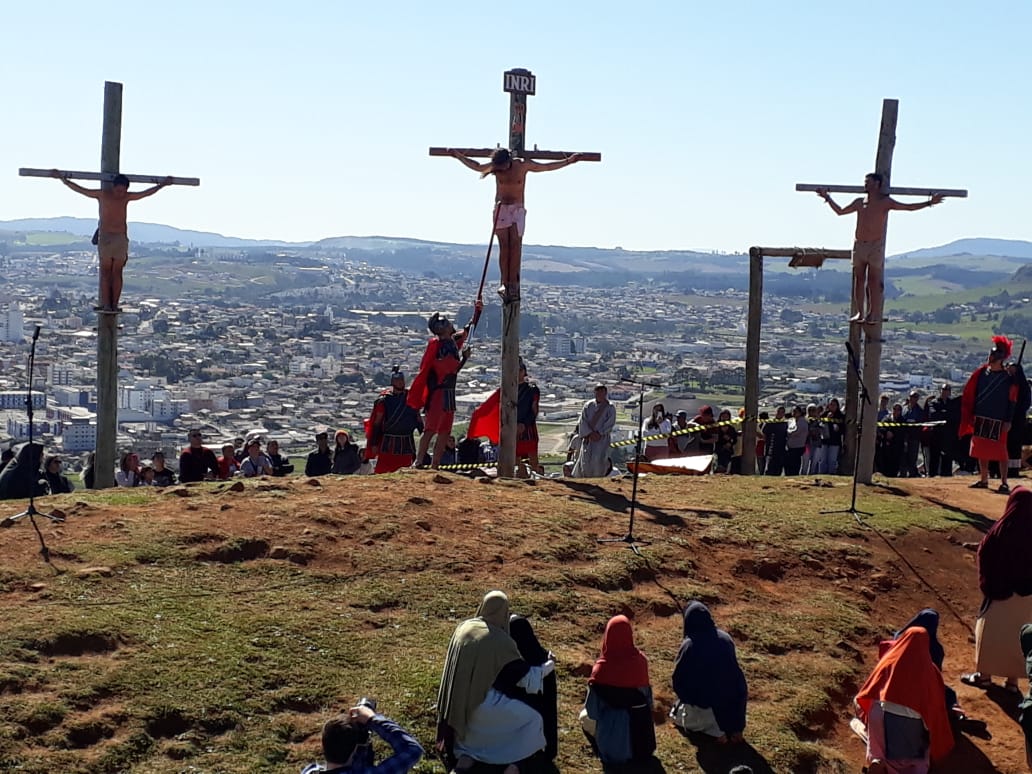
[437, 591, 552, 773]
[580, 615, 656, 766]
[854, 627, 954, 772]
[670, 601, 748, 743]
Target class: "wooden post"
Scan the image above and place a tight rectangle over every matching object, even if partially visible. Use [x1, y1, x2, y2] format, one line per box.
[795, 99, 965, 484]
[497, 69, 536, 478]
[94, 81, 123, 490]
[19, 80, 199, 488]
[428, 69, 600, 477]
[856, 99, 898, 484]
[499, 303, 520, 478]
[743, 247, 763, 474]
[744, 247, 852, 475]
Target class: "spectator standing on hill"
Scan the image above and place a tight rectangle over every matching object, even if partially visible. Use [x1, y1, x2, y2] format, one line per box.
[763, 406, 788, 476]
[305, 431, 333, 477]
[332, 430, 362, 475]
[218, 444, 240, 479]
[925, 385, 953, 477]
[714, 409, 737, 474]
[669, 410, 698, 457]
[42, 456, 74, 494]
[877, 394, 890, 421]
[644, 403, 672, 461]
[820, 399, 844, 475]
[151, 451, 176, 487]
[801, 403, 823, 475]
[266, 440, 294, 476]
[178, 429, 220, 483]
[240, 438, 273, 477]
[785, 406, 808, 476]
[115, 451, 141, 487]
[900, 391, 926, 477]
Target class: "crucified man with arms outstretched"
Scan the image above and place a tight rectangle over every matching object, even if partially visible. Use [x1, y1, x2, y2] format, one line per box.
[50, 169, 173, 312]
[449, 148, 582, 303]
[817, 172, 943, 324]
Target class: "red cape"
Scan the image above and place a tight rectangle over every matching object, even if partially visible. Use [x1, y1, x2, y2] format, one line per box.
[959, 366, 982, 437]
[855, 627, 954, 761]
[467, 389, 501, 444]
[407, 338, 441, 412]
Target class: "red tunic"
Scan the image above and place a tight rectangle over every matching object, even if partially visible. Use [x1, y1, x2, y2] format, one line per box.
[408, 333, 467, 435]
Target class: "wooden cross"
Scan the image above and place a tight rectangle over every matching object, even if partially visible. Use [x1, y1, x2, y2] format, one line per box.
[19, 81, 200, 489]
[795, 98, 966, 484]
[429, 68, 600, 478]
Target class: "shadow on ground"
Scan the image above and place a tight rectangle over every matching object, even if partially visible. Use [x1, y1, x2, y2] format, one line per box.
[554, 479, 732, 529]
[677, 729, 775, 774]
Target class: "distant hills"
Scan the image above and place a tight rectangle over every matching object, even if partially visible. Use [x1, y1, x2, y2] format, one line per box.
[895, 238, 1032, 261]
[0, 217, 301, 248]
[3, 217, 1032, 297]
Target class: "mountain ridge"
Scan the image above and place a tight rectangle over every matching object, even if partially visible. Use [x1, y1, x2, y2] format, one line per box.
[3, 217, 1031, 261]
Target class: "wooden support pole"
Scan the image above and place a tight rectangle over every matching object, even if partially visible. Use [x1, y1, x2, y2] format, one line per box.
[744, 247, 851, 475]
[498, 301, 520, 478]
[796, 183, 966, 197]
[743, 248, 763, 474]
[844, 291, 862, 474]
[94, 81, 123, 490]
[857, 98, 899, 485]
[19, 168, 200, 186]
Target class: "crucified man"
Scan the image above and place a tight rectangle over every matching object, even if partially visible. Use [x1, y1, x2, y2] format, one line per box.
[817, 172, 943, 324]
[50, 170, 173, 312]
[449, 148, 582, 302]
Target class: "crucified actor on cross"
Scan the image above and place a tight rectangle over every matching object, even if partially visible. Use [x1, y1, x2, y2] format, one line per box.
[816, 173, 944, 324]
[49, 170, 173, 312]
[448, 148, 583, 302]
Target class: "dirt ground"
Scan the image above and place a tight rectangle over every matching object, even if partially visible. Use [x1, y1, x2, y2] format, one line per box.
[1, 472, 1031, 773]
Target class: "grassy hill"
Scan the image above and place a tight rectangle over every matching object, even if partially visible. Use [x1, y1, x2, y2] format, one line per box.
[0, 473, 1025, 773]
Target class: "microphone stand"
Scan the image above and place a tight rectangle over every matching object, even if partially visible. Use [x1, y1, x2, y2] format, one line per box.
[1, 326, 64, 564]
[822, 341, 873, 524]
[598, 378, 660, 555]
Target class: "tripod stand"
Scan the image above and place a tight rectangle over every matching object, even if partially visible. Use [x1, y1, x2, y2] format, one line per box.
[598, 379, 659, 555]
[1, 326, 64, 563]
[822, 341, 873, 524]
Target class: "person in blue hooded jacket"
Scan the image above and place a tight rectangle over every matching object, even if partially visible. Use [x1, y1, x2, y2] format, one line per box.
[670, 601, 748, 743]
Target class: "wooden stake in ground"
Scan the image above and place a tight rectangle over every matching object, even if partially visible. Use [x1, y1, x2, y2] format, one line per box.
[20, 81, 199, 489]
[430, 69, 600, 478]
[796, 98, 966, 483]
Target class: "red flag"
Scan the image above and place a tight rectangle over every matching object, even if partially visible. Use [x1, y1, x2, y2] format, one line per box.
[467, 389, 501, 444]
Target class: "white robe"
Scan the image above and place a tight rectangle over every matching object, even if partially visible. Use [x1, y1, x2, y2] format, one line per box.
[454, 665, 549, 765]
[571, 400, 616, 478]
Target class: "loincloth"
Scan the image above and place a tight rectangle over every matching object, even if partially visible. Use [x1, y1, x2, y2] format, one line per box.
[495, 204, 526, 237]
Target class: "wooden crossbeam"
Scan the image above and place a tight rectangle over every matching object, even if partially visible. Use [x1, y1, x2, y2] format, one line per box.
[429, 147, 600, 162]
[20, 168, 200, 186]
[755, 247, 851, 260]
[796, 183, 966, 197]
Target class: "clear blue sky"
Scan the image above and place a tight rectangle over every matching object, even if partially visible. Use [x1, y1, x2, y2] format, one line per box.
[3, 1, 1029, 253]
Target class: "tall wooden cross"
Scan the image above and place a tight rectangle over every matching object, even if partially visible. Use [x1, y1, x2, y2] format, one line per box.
[429, 68, 600, 478]
[20, 81, 199, 489]
[796, 99, 966, 483]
